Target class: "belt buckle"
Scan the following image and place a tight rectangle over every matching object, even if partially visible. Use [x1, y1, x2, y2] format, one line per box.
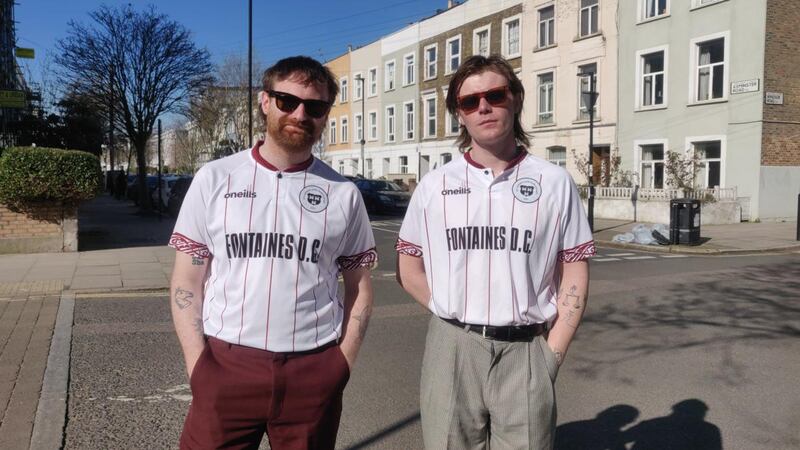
[481, 326, 489, 338]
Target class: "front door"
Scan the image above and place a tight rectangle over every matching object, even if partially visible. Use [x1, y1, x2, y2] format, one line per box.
[592, 145, 611, 186]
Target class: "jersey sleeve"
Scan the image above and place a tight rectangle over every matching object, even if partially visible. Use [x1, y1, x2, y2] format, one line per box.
[558, 176, 596, 263]
[395, 184, 425, 258]
[169, 169, 211, 259]
[335, 187, 378, 271]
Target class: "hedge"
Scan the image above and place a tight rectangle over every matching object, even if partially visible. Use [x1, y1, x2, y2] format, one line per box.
[0, 146, 101, 209]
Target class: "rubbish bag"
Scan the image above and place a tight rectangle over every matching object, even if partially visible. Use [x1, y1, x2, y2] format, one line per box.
[633, 226, 655, 245]
[612, 232, 635, 243]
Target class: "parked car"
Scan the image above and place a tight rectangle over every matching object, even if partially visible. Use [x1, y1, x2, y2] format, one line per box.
[150, 175, 182, 210]
[167, 176, 194, 217]
[127, 175, 159, 205]
[354, 179, 411, 214]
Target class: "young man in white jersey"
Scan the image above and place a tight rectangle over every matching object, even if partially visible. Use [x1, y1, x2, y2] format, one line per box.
[170, 56, 376, 450]
[396, 55, 595, 449]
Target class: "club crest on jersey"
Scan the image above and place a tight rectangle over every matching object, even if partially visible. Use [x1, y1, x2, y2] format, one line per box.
[299, 185, 328, 213]
[512, 178, 542, 203]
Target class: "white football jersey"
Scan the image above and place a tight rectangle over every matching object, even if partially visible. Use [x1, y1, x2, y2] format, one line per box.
[170, 144, 377, 352]
[397, 150, 594, 326]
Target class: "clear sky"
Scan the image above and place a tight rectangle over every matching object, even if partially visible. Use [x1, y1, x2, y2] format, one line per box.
[14, 0, 445, 87]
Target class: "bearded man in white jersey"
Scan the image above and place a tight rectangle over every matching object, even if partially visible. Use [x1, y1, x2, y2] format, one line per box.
[396, 55, 595, 449]
[170, 56, 376, 450]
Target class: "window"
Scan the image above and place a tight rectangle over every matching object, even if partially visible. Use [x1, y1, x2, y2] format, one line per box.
[368, 111, 378, 141]
[639, 49, 666, 108]
[404, 101, 415, 140]
[441, 153, 452, 165]
[692, 0, 726, 8]
[385, 105, 396, 142]
[446, 112, 460, 136]
[538, 72, 554, 124]
[403, 53, 415, 86]
[538, 6, 555, 48]
[365, 158, 373, 178]
[385, 61, 395, 91]
[353, 72, 363, 100]
[642, 0, 668, 20]
[473, 25, 490, 57]
[329, 119, 337, 145]
[693, 36, 727, 102]
[339, 77, 348, 103]
[354, 114, 363, 143]
[399, 156, 408, 174]
[338, 160, 344, 174]
[693, 141, 722, 188]
[340, 117, 348, 143]
[579, 0, 599, 37]
[368, 67, 378, 97]
[502, 16, 521, 58]
[423, 94, 437, 138]
[578, 63, 598, 121]
[424, 44, 438, 80]
[639, 144, 665, 189]
[547, 146, 567, 168]
[446, 36, 461, 74]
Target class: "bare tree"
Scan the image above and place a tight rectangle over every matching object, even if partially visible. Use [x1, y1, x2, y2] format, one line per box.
[172, 123, 205, 174]
[56, 5, 212, 209]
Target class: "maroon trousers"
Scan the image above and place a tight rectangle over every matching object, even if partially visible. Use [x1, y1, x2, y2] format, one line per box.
[180, 337, 350, 450]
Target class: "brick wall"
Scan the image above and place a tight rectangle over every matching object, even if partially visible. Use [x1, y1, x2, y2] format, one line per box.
[0, 203, 76, 253]
[762, 0, 800, 166]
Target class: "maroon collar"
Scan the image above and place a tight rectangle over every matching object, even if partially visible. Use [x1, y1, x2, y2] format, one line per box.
[251, 141, 314, 172]
[464, 147, 527, 171]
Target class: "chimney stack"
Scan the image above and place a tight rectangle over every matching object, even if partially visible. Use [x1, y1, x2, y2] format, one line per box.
[448, 0, 454, 8]
[348, 44, 353, 52]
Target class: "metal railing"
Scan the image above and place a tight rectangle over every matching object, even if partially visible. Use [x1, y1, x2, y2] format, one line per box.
[579, 186, 738, 201]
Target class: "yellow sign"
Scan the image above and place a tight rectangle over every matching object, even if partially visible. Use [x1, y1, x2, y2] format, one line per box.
[14, 47, 35, 59]
[0, 90, 26, 108]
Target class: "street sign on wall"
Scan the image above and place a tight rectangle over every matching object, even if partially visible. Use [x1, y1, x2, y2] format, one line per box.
[14, 47, 35, 59]
[731, 79, 759, 95]
[765, 92, 784, 105]
[0, 90, 26, 108]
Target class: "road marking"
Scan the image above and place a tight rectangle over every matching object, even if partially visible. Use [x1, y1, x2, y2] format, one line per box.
[661, 254, 689, 258]
[381, 273, 396, 277]
[593, 258, 622, 262]
[607, 253, 636, 257]
[372, 226, 399, 234]
[623, 256, 657, 260]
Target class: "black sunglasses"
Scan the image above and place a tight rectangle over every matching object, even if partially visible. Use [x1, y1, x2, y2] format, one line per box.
[267, 90, 332, 119]
[457, 86, 510, 113]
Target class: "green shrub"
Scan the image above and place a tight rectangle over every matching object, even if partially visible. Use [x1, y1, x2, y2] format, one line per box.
[0, 146, 101, 210]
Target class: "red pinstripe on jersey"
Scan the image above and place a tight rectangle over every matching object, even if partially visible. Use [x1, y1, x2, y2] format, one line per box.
[217, 175, 232, 337]
[264, 174, 280, 349]
[237, 163, 259, 344]
[291, 171, 309, 351]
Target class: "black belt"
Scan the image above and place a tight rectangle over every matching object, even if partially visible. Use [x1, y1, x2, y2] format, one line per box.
[442, 318, 548, 342]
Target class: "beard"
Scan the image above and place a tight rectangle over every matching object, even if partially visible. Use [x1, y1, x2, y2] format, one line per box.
[267, 114, 320, 153]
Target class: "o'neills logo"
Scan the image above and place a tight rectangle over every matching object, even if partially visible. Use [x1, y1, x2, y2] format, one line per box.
[441, 187, 471, 196]
[224, 189, 257, 199]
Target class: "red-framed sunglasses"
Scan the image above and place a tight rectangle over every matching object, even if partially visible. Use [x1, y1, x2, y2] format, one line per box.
[456, 86, 510, 113]
[267, 90, 333, 119]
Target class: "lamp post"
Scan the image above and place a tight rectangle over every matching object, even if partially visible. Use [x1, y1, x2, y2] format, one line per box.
[578, 69, 598, 232]
[354, 74, 366, 177]
[247, 0, 253, 148]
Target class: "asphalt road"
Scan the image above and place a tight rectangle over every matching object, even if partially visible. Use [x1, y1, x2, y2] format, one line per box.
[63, 218, 800, 449]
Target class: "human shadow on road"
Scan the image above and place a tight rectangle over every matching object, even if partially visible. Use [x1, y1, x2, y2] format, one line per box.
[556, 400, 721, 450]
[342, 411, 420, 450]
[555, 404, 639, 450]
[623, 399, 722, 450]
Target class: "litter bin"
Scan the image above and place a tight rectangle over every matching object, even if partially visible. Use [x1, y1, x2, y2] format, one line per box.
[669, 199, 701, 245]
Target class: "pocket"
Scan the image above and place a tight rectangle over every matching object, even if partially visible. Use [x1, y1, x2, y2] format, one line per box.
[334, 345, 351, 383]
[189, 345, 211, 387]
[538, 337, 559, 382]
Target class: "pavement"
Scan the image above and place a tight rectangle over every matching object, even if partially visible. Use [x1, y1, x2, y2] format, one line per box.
[0, 193, 798, 449]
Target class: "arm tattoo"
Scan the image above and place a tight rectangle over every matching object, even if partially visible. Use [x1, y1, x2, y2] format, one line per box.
[554, 351, 564, 366]
[191, 257, 205, 266]
[174, 287, 195, 310]
[560, 285, 583, 329]
[192, 318, 204, 336]
[351, 304, 373, 341]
